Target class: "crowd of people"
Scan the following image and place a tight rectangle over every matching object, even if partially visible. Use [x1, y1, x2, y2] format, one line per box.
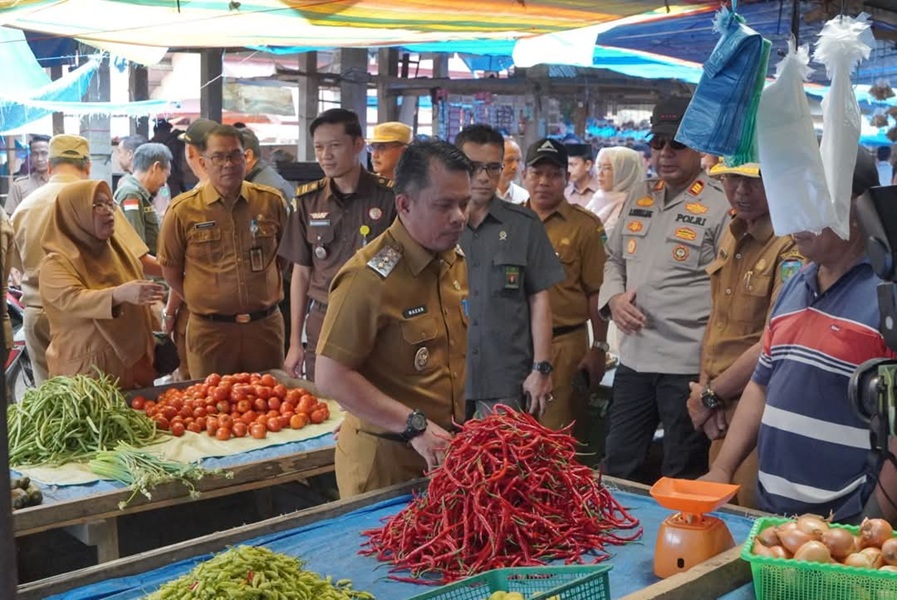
[4, 95, 897, 525]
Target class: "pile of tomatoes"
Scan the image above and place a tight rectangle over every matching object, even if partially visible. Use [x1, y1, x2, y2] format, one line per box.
[130, 372, 331, 441]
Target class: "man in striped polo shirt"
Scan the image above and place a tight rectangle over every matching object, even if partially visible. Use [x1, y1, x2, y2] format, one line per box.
[705, 149, 897, 523]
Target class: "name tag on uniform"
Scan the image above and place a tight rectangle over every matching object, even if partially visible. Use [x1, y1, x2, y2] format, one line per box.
[195, 221, 216, 230]
[309, 219, 331, 227]
[504, 266, 520, 290]
[628, 208, 653, 218]
[403, 305, 427, 318]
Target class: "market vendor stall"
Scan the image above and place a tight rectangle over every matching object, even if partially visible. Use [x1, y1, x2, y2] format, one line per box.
[9, 371, 338, 563]
[16, 477, 759, 600]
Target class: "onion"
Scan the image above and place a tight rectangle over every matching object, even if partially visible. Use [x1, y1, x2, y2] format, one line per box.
[778, 527, 814, 555]
[861, 547, 885, 569]
[757, 525, 781, 547]
[793, 540, 832, 563]
[843, 552, 874, 569]
[770, 545, 791, 559]
[860, 518, 894, 549]
[822, 527, 857, 560]
[881, 537, 897, 565]
[752, 539, 774, 557]
[879, 565, 897, 572]
[797, 514, 829, 539]
[777, 521, 799, 533]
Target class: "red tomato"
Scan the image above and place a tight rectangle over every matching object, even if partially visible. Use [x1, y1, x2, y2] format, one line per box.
[297, 396, 316, 415]
[240, 410, 258, 425]
[235, 372, 251, 384]
[186, 422, 202, 433]
[290, 413, 309, 429]
[178, 407, 192, 419]
[310, 409, 327, 424]
[193, 406, 207, 419]
[170, 422, 186, 437]
[266, 410, 280, 420]
[250, 423, 267, 439]
[196, 416, 207, 430]
[272, 384, 287, 400]
[285, 389, 302, 404]
[281, 410, 295, 421]
[218, 414, 234, 429]
[276, 415, 289, 429]
[205, 403, 217, 414]
[221, 374, 236, 385]
[131, 396, 147, 410]
[154, 416, 170, 431]
[161, 405, 178, 421]
[267, 397, 281, 411]
[236, 400, 252, 414]
[215, 400, 230, 414]
[144, 400, 157, 411]
[207, 416, 219, 432]
[205, 373, 222, 387]
[260, 374, 277, 388]
[184, 416, 195, 425]
[267, 418, 282, 433]
[255, 386, 271, 400]
[253, 398, 268, 413]
[280, 401, 295, 415]
[216, 427, 231, 441]
[232, 422, 248, 438]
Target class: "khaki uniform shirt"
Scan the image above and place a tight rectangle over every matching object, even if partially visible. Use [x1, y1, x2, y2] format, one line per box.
[527, 200, 607, 328]
[598, 177, 729, 374]
[565, 174, 600, 208]
[0, 210, 13, 349]
[11, 174, 149, 309]
[460, 198, 564, 400]
[278, 169, 396, 305]
[6, 171, 48, 215]
[114, 173, 159, 254]
[317, 218, 467, 433]
[157, 181, 287, 316]
[702, 213, 802, 380]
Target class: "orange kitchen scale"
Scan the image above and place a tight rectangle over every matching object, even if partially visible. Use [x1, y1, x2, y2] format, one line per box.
[649, 477, 741, 578]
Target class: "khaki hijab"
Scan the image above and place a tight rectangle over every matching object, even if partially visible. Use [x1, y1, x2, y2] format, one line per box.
[41, 180, 153, 368]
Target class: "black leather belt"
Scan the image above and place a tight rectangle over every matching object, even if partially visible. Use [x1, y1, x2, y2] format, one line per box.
[360, 429, 407, 443]
[552, 323, 586, 338]
[199, 305, 277, 324]
[309, 299, 328, 313]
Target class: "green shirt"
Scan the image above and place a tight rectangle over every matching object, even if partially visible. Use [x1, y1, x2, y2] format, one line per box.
[114, 174, 159, 254]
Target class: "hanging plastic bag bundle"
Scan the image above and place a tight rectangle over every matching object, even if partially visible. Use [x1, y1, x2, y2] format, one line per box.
[675, 2, 770, 159]
[756, 40, 831, 236]
[815, 12, 874, 240]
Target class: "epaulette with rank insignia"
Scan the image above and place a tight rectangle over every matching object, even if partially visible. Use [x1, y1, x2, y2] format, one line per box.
[367, 246, 402, 278]
[375, 175, 394, 188]
[688, 180, 705, 197]
[295, 179, 325, 198]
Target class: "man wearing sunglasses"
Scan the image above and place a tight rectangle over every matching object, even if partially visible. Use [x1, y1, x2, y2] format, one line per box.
[455, 124, 564, 421]
[598, 96, 731, 483]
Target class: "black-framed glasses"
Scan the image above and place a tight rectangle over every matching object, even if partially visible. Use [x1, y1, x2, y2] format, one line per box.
[649, 136, 687, 151]
[205, 151, 245, 167]
[470, 162, 503, 176]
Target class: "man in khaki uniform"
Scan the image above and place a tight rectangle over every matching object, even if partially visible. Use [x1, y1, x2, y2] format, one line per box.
[368, 121, 412, 180]
[11, 134, 155, 385]
[6, 135, 50, 215]
[686, 160, 802, 507]
[315, 140, 471, 498]
[279, 109, 395, 381]
[158, 125, 288, 378]
[523, 138, 609, 435]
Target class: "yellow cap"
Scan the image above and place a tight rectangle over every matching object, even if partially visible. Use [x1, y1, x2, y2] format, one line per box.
[49, 134, 90, 160]
[709, 160, 760, 178]
[369, 122, 412, 144]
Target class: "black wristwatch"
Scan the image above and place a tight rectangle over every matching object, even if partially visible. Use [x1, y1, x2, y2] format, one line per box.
[533, 361, 554, 375]
[400, 410, 428, 442]
[701, 386, 723, 410]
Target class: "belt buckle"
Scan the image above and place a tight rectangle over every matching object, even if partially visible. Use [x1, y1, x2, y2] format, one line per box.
[235, 313, 251, 324]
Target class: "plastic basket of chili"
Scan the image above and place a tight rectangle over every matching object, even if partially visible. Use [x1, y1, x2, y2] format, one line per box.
[742, 516, 897, 600]
[405, 565, 611, 600]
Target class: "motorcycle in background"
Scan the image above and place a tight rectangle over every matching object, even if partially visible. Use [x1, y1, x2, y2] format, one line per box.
[6, 287, 34, 402]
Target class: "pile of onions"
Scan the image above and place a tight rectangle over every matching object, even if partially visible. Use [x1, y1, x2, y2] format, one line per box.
[750, 515, 897, 572]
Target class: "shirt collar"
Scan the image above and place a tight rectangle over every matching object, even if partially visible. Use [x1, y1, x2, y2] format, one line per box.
[572, 175, 599, 194]
[391, 217, 457, 276]
[324, 167, 374, 204]
[201, 181, 249, 206]
[730, 213, 774, 243]
[801, 256, 872, 296]
[485, 196, 508, 223]
[524, 197, 571, 222]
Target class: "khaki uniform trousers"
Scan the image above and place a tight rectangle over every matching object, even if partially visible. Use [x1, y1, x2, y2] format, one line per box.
[304, 300, 326, 381]
[186, 310, 285, 379]
[174, 306, 190, 380]
[709, 401, 759, 508]
[23, 307, 50, 385]
[336, 413, 428, 499]
[540, 326, 589, 436]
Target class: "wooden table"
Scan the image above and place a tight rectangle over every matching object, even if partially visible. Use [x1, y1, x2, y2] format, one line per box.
[17, 477, 761, 600]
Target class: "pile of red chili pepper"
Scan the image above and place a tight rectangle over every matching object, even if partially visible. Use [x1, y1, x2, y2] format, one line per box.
[360, 406, 642, 584]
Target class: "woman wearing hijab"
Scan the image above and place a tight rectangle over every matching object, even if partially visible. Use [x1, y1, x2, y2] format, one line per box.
[586, 146, 646, 235]
[40, 180, 165, 389]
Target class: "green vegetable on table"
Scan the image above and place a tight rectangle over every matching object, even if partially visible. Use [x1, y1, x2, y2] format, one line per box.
[88, 441, 230, 509]
[7, 373, 160, 467]
[145, 545, 375, 599]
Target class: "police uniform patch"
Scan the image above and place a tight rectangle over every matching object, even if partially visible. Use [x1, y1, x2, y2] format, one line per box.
[504, 266, 520, 289]
[627, 220, 644, 233]
[780, 259, 801, 283]
[674, 227, 697, 241]
[688, 180, 705, 197]
[414, 347, 430, 371]
[626, 238, 637, 254]
[636, 196, 654, 207]
[653, 180, 665, 191]
[629, 208, 653, 218]
[310, 211, 328, 219]
[122, 199, 139, 211]
[672, 245, 689, 262]
[296, 180, 325, 197]
[685, 202, 708, 215]
[499, 230, 508, 241]
[403, 305, 427, 318]
[367, 246, 402, 278]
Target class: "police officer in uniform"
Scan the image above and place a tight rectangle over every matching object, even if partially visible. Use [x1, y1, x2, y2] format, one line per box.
[6, 135, 50, 215]
[279, 109, 396, 381]
[686, 160, 802, 507]
[523, 138, 609, 436]
[599, 96, 730, 482]
[315, 140, 470, 498]
[158, 125, 288, 378]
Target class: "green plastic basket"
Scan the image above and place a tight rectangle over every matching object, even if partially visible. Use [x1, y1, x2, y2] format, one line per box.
[405, 565, 611, 600]
[742, 516, 897, 600]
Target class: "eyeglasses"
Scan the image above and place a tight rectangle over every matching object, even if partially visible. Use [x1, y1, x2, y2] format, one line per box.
[204, 151, 245, 167]
[649, 136, 688, 151]
[92, 201, 116, 214]
[470, 162, 503, 176]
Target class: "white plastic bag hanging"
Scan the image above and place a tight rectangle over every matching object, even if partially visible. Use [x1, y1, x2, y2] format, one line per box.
[757, 40, 832, 237]
[815, 12, 874, 240]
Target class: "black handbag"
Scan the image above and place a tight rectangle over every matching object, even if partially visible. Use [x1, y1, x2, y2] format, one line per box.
[153, 333, 180, 375]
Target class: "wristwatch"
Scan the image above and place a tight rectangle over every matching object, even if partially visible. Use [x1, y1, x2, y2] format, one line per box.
[592, 340, 610, 352]
[701, 386, 723, 410]
[533, 361, 554, 375]
[400, 410, 428, 442]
